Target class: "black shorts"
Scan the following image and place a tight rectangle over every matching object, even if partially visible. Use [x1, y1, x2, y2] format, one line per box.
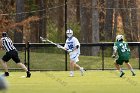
[116, 60, 129, 65]
[2, 50, 20, 63]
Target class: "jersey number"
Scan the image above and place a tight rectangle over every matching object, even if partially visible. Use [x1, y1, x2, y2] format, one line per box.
[119, 43, 127, 52]
[68, 44, 74, 50]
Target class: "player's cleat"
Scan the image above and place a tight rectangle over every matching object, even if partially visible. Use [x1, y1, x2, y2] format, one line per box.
[80, 67, 85, 76]
[4, 72, 9, 77]
[26, 71, 31, 78]
[120, 72, 125, 77]
[69, 74, 74, 77]
[69, 71, 74, 77]
[132, 73, 136, 76]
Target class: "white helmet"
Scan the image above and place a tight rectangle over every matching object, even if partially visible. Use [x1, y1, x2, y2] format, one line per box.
[116, 35, 124, 41]
[66, 29, 73, 38]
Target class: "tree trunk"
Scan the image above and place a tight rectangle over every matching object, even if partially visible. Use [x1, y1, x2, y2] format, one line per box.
[76, 0, 80, 23]
[14, 0, 24, 43]
[137, 0, 140, 41]
[80, 0, 92, 56]
[129, 0, 138, 41]
[38, 0, 47, 42]
[113, 0, 119, 41]
[119, 0, 132, 41]
[104, 0, 114, 41]
[92, 0, 100, 56]
[98, 0, 105, 41]
[27, 0, 39, 43]
[57, 0, 64, 42]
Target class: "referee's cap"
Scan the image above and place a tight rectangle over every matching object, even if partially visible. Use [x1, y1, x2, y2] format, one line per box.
[2, 32, 8, 37]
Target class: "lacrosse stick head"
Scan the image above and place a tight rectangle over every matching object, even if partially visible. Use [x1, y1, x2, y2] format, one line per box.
[40, 36, 46, 42]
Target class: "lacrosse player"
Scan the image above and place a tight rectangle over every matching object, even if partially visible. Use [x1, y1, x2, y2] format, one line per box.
[0, 32, 31, 78]
[112, 35, 136, 77]
[58, 29, 84, 77]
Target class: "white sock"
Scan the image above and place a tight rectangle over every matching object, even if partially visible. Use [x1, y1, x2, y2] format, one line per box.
[130, 68, 135, 73]
[70, 71, 74, 74]
[80, 67, 83, 70]
[120, 68, 123, 72]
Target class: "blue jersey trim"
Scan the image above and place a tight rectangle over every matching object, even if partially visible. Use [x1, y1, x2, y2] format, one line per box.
[68, 36, 73, 41]
[72, 53, 79, 59]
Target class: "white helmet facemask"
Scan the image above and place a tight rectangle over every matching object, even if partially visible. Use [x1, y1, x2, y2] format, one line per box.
[66, 29, 73, 38]
[116, 35, 124, 41]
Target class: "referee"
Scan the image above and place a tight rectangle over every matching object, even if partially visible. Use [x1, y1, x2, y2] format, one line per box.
[0, 32, 31, 78]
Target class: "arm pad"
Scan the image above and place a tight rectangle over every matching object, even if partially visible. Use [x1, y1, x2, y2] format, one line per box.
[76, 45, 79, 49]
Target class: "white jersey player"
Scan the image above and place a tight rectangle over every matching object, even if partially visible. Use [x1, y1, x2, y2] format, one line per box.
[64, 29, 85, 77]
[64, 35, 80, 62]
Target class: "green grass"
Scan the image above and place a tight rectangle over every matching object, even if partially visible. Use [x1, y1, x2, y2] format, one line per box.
[29, 51, 139, 70]
[0, 50, 139, 70]
[2, 70, 140, 93]
[0, 49, 139, 93]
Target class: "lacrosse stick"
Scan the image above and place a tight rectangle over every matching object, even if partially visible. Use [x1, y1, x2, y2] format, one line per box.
[40, 36, 68, 51]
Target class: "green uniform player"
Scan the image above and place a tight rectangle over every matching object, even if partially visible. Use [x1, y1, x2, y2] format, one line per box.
[112, 35, 136, 77]
[113, 41, 130, 65]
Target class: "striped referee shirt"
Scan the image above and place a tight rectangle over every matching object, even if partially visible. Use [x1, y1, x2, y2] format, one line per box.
[1, 37, 16, 52]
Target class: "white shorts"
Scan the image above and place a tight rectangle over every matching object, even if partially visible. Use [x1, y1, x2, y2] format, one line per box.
[69, 53, 79, 63]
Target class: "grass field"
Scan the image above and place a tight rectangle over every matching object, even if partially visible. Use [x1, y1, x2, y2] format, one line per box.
[1, 70, 140, 93]
[0, 48, 139, 93]
[0, 49, 139, 70]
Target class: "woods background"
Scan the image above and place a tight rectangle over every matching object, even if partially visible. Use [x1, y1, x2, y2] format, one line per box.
[0, 0, 140, 56]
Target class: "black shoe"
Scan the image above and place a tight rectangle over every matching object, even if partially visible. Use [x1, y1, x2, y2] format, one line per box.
[4, 72, 9, 77]
[26, 71, 31, 78]
[132, 73, 136, 76]
[84, 69, 87, 71]
[120, 72, 125, 77]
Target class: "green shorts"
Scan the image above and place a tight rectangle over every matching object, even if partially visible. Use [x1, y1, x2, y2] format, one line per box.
[116, 59, 129, 65]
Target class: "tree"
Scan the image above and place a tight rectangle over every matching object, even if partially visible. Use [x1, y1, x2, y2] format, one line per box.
[129, 0, 138, 41]
[119, 0, 132, 41]
[113, 0, 119, 41]
[80, 0, 92, 55]
[92, 0, 100, 56]
[27, 0, 38, 43]
[104, 0, 114, 41]
[0, 0, 15, 38]
[14, 0, 24, 43]
[38, 0, 47, 42]
[76, 0, 80, 23]
[137, 0, 140, 41]
[56, 0, 65, 41]
[98, 0, 105, 41]
[26, 0, 46, 43]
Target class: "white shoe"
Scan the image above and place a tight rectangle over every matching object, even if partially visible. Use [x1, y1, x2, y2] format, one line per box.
[80, 67, 84, 76]
[70, 71, 74, 77]
[70, 74, 74, 77]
